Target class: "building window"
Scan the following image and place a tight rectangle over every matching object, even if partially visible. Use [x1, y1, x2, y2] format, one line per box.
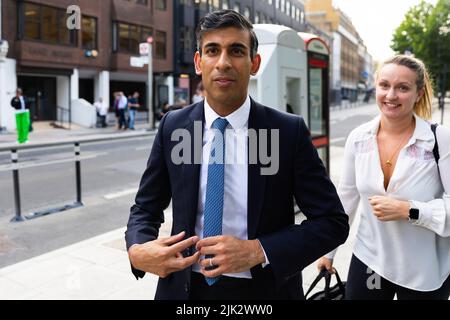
[211, 0, 220, 10]
[286, 1, 291, 17]
[41, 6, 58, 43]
[155, 0, 166, 10]
[222, 0, 230, 9]
[141, 26, 153, 43]
[82, 16, 97, 50]
[22, 2, 76, 46]
[233, 2, 240, 13]
[280, 0, 285, 13]
[24, 3, 40, 40]
[275, 0, 279, 10]
[198, 0, 208, 10]
[180, 26, 194, 52]
[268, 0, 273, 5]
[300, 11, 304, 24]
[155, 30, 166, 59]
[116, 22, 153, 54]
[244, 6, 250, 19]
[124, 0, 148, 5]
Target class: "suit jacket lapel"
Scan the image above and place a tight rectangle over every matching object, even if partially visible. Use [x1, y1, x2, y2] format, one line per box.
[247, 99, 268, 239]
[182, 102, 204, 236]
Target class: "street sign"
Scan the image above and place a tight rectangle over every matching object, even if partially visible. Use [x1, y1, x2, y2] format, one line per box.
[130, 56, 145, 68]
[139, 43, 149, 56]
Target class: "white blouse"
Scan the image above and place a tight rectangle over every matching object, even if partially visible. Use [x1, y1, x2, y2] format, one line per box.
[329, 114, 450, 291]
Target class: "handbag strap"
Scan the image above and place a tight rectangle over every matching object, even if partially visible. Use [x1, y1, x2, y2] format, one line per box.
[305, 269, 331, 298]
[431, 123, 440, 164]
[332, 269, 346, 292]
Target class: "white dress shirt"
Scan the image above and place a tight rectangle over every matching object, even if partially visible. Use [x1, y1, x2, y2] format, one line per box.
[19, 96, 26, 110]
[192, 96, 252, 279]
[328, 114, 450, 291]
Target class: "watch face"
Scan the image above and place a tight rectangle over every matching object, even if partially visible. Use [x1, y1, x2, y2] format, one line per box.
[409, 208, 419, 220]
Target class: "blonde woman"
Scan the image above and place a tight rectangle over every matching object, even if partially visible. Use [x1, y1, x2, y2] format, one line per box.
[318, 55, 450, 299]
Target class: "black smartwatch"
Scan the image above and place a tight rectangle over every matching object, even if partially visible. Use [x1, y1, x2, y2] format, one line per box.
[409, 205, 419, 220]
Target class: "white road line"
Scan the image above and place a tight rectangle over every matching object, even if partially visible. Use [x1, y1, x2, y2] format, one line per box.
[330, 137, 346, 144]
[104, 188, 138, 199]
[0, 152, 106, 172]
[135, 146, 151, 151]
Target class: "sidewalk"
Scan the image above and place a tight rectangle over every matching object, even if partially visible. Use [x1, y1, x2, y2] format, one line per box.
[0, 104, 448, 299]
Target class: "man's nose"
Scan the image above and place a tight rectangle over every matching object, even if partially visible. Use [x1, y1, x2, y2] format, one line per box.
[215, 51, 232, 70]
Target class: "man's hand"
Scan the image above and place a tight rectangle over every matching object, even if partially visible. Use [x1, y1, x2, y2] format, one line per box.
[128, 231, 200, 278]
[369, 195, 410, 221]
[195, 236, 266, 278]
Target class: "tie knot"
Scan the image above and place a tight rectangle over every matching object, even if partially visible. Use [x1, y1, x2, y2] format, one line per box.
[211, 118, 229, 133]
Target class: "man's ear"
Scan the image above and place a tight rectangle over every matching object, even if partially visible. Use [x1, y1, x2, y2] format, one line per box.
[194, 51, 202, 76]
[250, 53, 261, 76]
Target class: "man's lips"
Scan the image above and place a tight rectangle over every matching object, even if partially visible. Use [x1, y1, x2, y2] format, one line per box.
[214, 77, 234, 86]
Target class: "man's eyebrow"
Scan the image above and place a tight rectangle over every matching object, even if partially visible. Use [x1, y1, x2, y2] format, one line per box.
[229, 43, 248, 50]
[203, 42, 248, 49]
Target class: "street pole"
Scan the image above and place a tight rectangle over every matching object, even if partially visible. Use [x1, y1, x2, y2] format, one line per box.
[148, 43, 154, 130]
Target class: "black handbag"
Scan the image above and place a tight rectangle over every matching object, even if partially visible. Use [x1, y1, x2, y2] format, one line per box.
[305, 269, 346, 300]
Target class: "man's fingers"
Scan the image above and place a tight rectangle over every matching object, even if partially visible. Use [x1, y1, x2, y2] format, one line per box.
[201, 265, 225, 278]
[160, 231, 186, 245]
[168, 236, 199, 254]
[196, 236, 222, 250]
[172, 251, 200, 271]
[198, 244, 220, 256]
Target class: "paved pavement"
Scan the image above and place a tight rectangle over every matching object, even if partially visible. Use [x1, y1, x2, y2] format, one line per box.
[0, 103, 448, 300]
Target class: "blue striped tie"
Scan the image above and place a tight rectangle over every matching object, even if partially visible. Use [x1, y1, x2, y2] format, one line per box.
[203, 117, 228, 286]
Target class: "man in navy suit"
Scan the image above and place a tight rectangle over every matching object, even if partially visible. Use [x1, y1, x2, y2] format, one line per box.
[125, 10, 348, 300]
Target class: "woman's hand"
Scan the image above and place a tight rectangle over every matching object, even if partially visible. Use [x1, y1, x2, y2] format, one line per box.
[317, 257, 335, 274]
[369, 195, 410, 221]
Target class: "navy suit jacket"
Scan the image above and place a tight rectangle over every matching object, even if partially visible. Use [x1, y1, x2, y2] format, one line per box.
[125, 98, 349, 300]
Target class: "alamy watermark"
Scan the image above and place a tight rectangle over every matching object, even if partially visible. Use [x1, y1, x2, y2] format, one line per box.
[170, 121, 280, 175]
[366, 267, 382, 290]
[66, 5, 81, 30]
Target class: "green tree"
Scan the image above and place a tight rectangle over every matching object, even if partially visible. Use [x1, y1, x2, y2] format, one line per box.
[391, 0, 450, 91]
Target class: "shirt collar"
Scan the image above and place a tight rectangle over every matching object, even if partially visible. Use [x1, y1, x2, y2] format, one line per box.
[204, 96, 250, 131]
[361, 113, 434, 145]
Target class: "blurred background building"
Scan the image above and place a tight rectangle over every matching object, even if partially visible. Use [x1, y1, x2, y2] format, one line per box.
[0, 0, 374, 131]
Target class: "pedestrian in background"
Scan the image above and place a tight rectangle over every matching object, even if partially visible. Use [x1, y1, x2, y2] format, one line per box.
[117, 91, 128, 130]
[10, 88, 31, 143]
[127, 92, 140, 130]
[318, 55, 450, 300]
[94, 97, 108, 128]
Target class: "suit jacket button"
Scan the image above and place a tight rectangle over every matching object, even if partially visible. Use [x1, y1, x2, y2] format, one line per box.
[185, 283, 189, 293]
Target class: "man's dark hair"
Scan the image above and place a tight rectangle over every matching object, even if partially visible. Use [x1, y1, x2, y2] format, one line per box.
[196, 9, 259, 59]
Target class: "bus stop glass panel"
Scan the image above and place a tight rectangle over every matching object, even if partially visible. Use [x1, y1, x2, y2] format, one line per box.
[309, 67, 326, 136]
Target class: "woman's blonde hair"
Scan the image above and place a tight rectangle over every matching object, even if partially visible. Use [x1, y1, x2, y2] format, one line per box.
[376, 55, 433, 119]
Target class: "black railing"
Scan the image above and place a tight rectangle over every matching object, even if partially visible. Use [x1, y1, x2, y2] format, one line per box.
[53, 106, 71, 130]
[0, 131, 155, 222]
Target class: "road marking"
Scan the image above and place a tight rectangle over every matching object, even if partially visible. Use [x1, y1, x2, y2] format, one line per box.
[0, 152, 106, 172]
[330, 137, 346, 144]
[104, 188, 138, 199]
[135, 146, 151, 151]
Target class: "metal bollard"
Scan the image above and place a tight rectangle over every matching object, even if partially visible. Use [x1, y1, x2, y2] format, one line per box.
[11, 149, 25, 222]
[74, 142, 82, 204]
